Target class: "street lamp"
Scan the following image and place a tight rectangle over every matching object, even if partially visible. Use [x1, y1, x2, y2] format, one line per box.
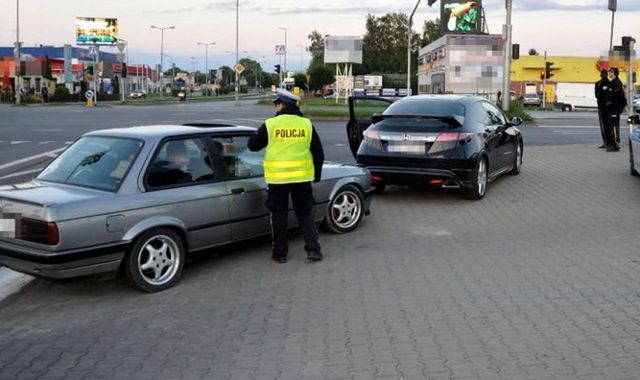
[197, 41, 216, 96]
[15, 0, 21, 105]
[406, 0, 424, 96]
[150, 25, 175, 94]
[296, 44, 304, 73]
[235, 0, 239, 105]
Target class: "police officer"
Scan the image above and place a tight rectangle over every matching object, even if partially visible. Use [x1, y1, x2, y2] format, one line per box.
[603, 67, 627, 152]
[248, 89, 325, 263]
[594, 69, 609, 149]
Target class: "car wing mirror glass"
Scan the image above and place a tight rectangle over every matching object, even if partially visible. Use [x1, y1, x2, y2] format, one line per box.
[510, 116, 523, 127]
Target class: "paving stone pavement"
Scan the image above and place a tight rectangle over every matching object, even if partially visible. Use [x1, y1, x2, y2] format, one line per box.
[1, 144, 640, 380]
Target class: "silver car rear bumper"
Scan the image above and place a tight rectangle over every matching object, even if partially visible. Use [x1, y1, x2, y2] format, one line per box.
[0, 241, 128, 279]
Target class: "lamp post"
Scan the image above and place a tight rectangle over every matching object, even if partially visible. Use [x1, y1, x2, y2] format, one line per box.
[407, 0, 422, 96]
[235, 0, 239, 105]
[502, 0, 513, 111]
[296, 44, 304, 73]
[277, 27, 288, 75]
[15, 0, 21, 105]
[197, 41, 216, 96]
[150, 25, 175, 94]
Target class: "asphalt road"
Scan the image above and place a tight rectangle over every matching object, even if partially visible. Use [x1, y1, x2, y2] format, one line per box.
[0, 102, 629, 185]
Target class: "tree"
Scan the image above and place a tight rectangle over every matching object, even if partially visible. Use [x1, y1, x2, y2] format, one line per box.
[528, 48, 539, 56]
[293, 72, 307, 90]
[307, 30, 325, 67]
[219, 66, 234, 86]
[307, 64, 334, 92]
[362, 12, 420, 74]
[421, 18, 443, 47]
[239, 58, 262, 87]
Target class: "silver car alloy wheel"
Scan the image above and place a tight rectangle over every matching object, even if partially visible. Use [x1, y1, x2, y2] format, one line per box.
[137, 235, 181, 286]
[331, 190, 362, 229]
[478, 159, 487, 196]
[516, 143, 522, 171]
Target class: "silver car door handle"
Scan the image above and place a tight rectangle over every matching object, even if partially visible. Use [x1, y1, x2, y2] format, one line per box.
[231, 187, 245, 194]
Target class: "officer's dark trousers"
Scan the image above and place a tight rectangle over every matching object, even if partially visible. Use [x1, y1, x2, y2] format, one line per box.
[267, 182, 321, 258]
[597, 107, 608, 145]
[605, 113, 621, 147]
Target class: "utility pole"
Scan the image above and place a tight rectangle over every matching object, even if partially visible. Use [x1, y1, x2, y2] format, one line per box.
[608, 0, 617, 51]
[150, 25, 175, 94]
[15, 0, 21, 105]
[197, 42, 216, 96]
[502, 0, 513, 111]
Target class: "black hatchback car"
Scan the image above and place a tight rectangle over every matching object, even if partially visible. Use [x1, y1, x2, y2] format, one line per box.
[346, 95, 524, 200]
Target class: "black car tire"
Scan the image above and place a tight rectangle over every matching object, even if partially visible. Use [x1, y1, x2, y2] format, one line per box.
[630, 142, 640, 177]
[323, 185, 364, 234]
[463, 156, 488, 201]
[509, 141, 523, 175]
[124, 228, 185, 292]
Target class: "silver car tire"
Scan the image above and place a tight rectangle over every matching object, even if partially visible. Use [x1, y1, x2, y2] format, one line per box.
[323, 185, 364, 234]
[124, 228, 185, 293]
[463, 156, 488, 201]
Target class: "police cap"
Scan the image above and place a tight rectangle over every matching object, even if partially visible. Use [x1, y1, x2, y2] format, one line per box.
[274, 88, 300, 106]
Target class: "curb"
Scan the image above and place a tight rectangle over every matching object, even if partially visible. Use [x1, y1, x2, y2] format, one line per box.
[0, 267, 33, 302]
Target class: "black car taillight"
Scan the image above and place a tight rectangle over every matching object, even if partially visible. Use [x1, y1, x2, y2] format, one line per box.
[436, 132, 473, 142]
[20, 218, 59, 245]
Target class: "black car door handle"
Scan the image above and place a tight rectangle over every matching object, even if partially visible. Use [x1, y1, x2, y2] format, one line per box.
[231, 187, 245, 194]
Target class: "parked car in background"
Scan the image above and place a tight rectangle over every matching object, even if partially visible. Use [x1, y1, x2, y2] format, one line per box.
[130, 89, 147, 99]
[555, 82, 598, 112]
[347, 95, 524, 200]
[0, 124, 375, 292]
[633, 94, 640, 113]
[521, 93, 542, 107]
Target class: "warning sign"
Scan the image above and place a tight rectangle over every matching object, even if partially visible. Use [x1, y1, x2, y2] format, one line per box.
[275, 45, 286, 56]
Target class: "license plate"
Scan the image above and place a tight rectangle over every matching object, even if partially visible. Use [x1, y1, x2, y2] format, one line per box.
[387, 143, 425, 154]
[0, 218, 17, 238]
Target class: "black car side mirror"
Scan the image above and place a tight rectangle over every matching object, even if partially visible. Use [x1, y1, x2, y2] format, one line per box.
[510, 116, 523, 127]
[628, 114, 640, 125]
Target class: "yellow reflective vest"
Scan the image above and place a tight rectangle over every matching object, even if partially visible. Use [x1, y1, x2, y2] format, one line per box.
[264, 114, 314, 184]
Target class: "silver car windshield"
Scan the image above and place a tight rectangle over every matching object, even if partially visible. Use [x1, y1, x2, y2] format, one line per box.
[38, 136, 143, 192]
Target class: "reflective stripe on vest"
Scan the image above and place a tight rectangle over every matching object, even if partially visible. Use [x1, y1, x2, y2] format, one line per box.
[264, 115, 314, 184]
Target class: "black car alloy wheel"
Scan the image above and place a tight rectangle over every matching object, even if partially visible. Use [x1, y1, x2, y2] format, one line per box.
[464, 156, 488, 200]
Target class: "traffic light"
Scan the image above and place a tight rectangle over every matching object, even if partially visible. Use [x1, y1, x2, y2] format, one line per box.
[274, 64, 281, 74]
[545, 61, 555, 79]
[121, 63, 127, 78]
[427, 0, 438, 6]
[540, 70, 545, 81]
[512, 43, 520, 60]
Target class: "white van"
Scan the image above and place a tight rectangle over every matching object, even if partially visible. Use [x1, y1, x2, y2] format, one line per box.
[555, 82, 597, 111]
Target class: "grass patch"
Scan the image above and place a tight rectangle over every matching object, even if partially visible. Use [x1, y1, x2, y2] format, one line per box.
[505, 101, 533, 121]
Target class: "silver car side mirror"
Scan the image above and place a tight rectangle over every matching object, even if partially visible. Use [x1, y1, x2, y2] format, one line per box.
[510, 117, 523, 127]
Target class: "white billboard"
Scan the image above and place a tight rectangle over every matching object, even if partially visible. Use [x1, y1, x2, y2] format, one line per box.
[324, 36, 363, 64]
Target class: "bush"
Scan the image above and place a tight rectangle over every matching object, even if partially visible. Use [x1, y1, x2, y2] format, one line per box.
[505, 101, 533, 121]
[54, 85, 70, 97]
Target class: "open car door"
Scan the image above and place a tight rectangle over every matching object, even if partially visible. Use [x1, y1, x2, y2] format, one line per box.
[347, 96, 395, 160]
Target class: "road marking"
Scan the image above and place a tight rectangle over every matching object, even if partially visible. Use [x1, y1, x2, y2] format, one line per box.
[0, 146, 67, 172]
[536, 125, 599, 129]
[9, 141, 29, 145]
[0, 168, 42, 181]
[32, 128, 63, 132]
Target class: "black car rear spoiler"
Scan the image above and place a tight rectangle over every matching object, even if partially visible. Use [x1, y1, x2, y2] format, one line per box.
[371, 114, 464, 126]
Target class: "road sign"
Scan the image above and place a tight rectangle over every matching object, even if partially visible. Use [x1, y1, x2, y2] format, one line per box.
[234, 63, 245, 74]
[116, 53, 126, 62]
[84, 90, 94, 99]
[275, 45, 286, 55]
[88, 46, 99, 58]
[116, 40, 127, 52]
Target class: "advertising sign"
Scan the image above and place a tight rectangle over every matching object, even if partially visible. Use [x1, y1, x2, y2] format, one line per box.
[441, 0, 482, 34]
[76, 17, 118, 45]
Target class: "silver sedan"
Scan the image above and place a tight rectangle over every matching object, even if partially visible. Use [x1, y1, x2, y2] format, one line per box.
[0, 124, 375, 292]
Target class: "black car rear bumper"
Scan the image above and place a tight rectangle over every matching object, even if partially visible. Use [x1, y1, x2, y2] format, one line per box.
[365, 165, 474, 188]
[0, 241, 128, 279]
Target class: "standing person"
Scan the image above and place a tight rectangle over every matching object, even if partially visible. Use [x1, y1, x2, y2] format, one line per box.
[40, 85, 49, 104]
[603, 67, 627, 152]
[248, 89, 325, 263]
[594, 69, 609, 149]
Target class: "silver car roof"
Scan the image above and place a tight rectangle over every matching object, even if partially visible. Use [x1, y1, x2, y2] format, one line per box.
[84, 125, 257, 140]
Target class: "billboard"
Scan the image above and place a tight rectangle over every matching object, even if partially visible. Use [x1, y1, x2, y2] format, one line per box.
[76, 17, 118, 45]
[441, 1, 482, 34]
[324, 36, 363, 64]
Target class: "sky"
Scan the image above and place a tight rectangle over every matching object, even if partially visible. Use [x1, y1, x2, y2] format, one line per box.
[1, 0, 639, 72]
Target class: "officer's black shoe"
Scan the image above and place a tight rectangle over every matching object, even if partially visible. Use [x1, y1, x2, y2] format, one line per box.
[272, 256, 287, 263]
[607, 144, 620, 152]
[307, 250, 323, 261]
[598, 144, 606, 149]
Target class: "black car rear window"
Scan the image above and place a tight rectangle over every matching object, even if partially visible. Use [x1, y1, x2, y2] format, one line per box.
[383, 98, 465, 117]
